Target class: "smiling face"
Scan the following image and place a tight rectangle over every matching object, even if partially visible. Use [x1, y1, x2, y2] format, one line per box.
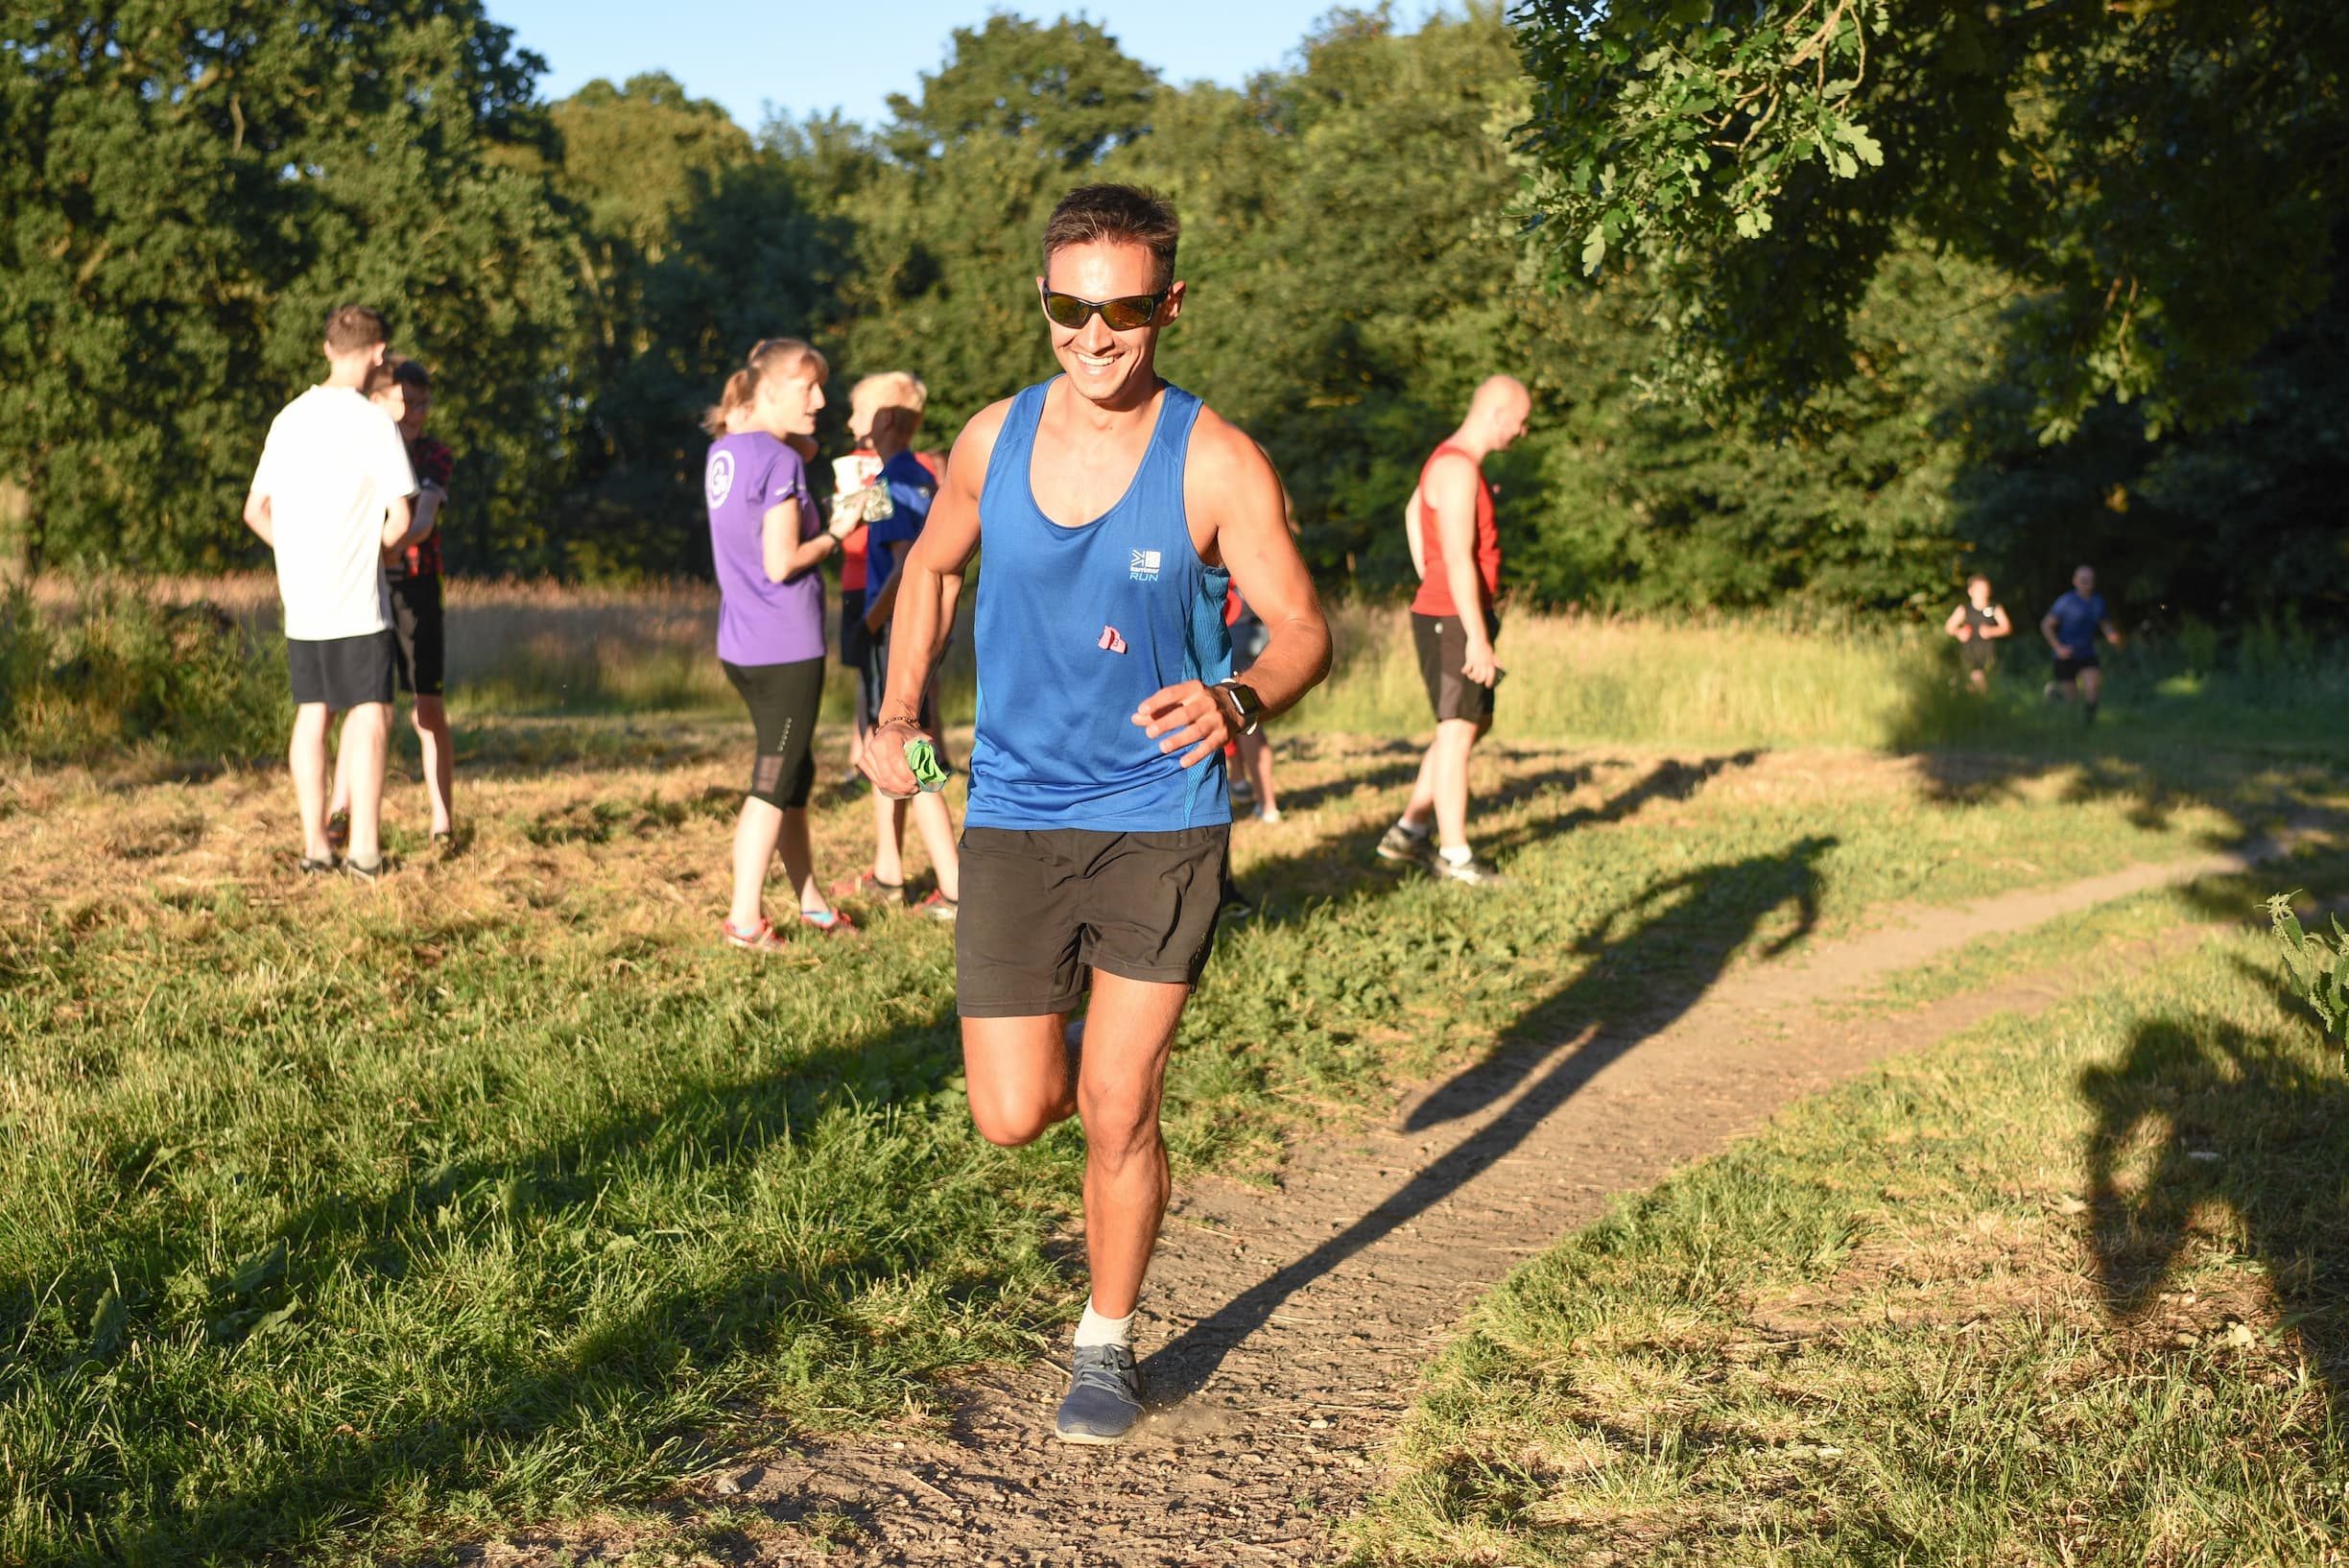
[753, 367, 825, 440]
[1038, 239, 1183, 408]
[2074, 566, 2097, 598]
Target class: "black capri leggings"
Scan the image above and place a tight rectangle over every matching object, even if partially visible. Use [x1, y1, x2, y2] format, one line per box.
[723, 657, 824, 810]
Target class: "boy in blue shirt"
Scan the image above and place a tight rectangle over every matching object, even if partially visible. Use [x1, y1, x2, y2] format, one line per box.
[847, 370, 961, 917]
[2041, 563, 2124, 724]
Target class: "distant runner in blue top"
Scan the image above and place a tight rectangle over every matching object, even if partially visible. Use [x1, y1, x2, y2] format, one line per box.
[860, 183, 1331, 1447]
[2041, 563, 2123, 724]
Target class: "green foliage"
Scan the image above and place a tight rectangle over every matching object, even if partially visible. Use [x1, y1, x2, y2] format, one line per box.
[2266, 893, 2349, 1069]
[0, 2, 579, 574]
[0, 580, 282, 763]
[548, 75, 847, 577]
[1512, 0, 2349, 439]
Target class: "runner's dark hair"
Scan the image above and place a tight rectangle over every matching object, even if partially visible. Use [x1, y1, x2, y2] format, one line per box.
[392, 359, 431, 392]
[1042, 184, 1179, 291]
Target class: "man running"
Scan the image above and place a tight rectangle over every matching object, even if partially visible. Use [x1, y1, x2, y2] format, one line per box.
[243, 305, 418, 877]
[1943, 573, 2011, 692]
[862, 183, 1330, 1444]
[1378, 375, 1529, 884]
[2042, 563, 2123, 724]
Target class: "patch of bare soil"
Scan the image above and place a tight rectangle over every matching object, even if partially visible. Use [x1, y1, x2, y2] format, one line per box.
[467, 841, 2275, 1568]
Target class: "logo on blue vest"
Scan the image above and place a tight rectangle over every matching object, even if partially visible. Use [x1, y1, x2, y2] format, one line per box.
[1128, 549, 1162, 582]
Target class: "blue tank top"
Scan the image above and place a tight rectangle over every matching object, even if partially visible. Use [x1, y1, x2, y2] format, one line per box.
[966, 379, 1232, 832]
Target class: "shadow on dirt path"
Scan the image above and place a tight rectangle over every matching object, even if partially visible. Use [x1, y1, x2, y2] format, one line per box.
[700, 838, 2292, 1567]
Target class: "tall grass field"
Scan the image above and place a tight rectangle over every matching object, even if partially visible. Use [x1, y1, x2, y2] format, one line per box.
[10, 576, 2349, 769]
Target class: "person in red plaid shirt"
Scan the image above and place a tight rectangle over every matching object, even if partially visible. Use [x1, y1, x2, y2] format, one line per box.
[334, 356, 458, 848]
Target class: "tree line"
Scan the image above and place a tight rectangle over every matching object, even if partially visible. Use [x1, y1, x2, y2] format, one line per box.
[4, 2, 2342, 627]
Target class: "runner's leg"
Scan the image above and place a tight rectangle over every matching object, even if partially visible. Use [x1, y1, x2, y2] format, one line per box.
[340, 701, 392, 867]
[1431, 716, 1483, 852]
[2078, 665, 2101, 724]
[1400, 741, 1438, 832]
[729, 798, 785, 930]
[291, 702, 334, 860]
[413, 695, 454, 835]
[962, 1012, 1080, 1147]
[910, 792, 961, 901]
[870, 790, 908, 888]
[1072, 971, 1189, 1318]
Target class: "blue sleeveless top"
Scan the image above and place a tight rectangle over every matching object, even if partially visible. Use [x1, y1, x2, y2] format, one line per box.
[966, 378, 1232, 832]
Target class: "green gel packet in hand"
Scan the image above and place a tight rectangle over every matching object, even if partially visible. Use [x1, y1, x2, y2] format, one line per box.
[904, 738, 949, 793]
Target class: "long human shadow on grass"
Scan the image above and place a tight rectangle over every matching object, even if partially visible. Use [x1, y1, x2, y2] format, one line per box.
[2078, 968, 2349, 1429]
[1142, 834, 1834, 1406]
[1232, 750, 1764, 924]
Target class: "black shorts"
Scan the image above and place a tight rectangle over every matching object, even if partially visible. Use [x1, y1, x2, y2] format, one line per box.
[956, 825, 1230, 1017]
[1960, 639, 1997, 673]
[723, 657, 824, 810]
[2052, 654, 2100, 682]
[287, 630, 395, 710]
[840, 588, 874, 726]
[1413, 609, 1500, 725]
[388, 574, 445, 697]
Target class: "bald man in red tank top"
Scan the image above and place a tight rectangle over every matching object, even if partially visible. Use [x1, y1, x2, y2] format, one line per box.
[1378, 375, 1529, 885]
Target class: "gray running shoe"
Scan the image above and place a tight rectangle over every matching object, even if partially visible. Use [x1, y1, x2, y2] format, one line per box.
[1376, 823, 1435, 866]
[1433, 853, 1507, 886]
[1055, 1343, 1145, 1444]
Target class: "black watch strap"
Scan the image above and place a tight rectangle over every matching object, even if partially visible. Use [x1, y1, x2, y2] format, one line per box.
[1217, 679, 1263, 736]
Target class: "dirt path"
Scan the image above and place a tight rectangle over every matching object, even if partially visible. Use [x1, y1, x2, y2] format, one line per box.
[486, 842, 2273, 1567]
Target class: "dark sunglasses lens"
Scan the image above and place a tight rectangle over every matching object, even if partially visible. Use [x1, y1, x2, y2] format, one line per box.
[1100, 296, 1156, 330]
[1042, 293, 1091, 329]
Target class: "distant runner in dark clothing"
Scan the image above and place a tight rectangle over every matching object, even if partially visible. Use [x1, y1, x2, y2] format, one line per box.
[2041, 564, 2123, 724]
[1943, 574, 2012, 691]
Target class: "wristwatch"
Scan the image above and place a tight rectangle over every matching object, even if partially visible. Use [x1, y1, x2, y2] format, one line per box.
[1216, 679, 1264, 736]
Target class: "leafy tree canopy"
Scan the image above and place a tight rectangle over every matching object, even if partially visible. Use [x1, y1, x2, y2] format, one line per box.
[1514, 0, 2349, 440]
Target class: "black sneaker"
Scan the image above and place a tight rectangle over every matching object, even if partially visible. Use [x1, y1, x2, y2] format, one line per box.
[1055, 1343, 1145, 1444]
[1376, 823, 1435, 866]
[344, 856, 384, 884]
[1221, 885, 1258, 921]
[1433, 852, 1507, 886]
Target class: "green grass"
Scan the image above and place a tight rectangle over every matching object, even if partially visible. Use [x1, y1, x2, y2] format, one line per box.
[1348, 931, 2349, 1567]
[1, 727, 2333, 1563]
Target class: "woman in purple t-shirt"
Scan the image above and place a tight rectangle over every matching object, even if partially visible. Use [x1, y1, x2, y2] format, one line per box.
[708, 338, 863, 948]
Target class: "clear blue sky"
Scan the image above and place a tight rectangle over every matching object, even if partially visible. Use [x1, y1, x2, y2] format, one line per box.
[485, 1, 1375, 133]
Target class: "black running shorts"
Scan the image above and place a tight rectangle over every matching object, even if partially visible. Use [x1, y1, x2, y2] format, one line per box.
[287, 630, 395, 710]
[1960, 638, 1997, 673]
[1412, 609, 1500, 725]
[388, 575, 446, 697]
[2052, 653, 2100, 682]
[723, 657, 824, 810]
[955, 825, 1230, 1017]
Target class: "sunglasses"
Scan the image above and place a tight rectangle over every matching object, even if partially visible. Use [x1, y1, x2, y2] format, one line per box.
[1039, 286, 1169, 332]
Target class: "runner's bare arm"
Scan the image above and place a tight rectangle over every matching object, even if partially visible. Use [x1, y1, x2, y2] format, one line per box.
[765, 498, 855, 582]
[1405, 488, 1427, 580]
[860, 400, 1008, 796]
[242, 487, 273, 547]
[2041, 608, 2069, 656]
[1943, 604, 1969, 639]
[2100, 616, 2124, 648]
[1137, 412, 1332, 769]
[1988, 606, 2012, 637]
[378, 494, 415, 553]
[1427, 452, 1495, 684]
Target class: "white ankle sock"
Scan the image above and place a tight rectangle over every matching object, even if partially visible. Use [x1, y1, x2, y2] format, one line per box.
[1075, 1300, 1135, 1348]
[1439, 844, 1474, 867]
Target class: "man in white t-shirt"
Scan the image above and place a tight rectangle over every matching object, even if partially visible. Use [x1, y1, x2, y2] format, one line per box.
[243, 304, 421, 877]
